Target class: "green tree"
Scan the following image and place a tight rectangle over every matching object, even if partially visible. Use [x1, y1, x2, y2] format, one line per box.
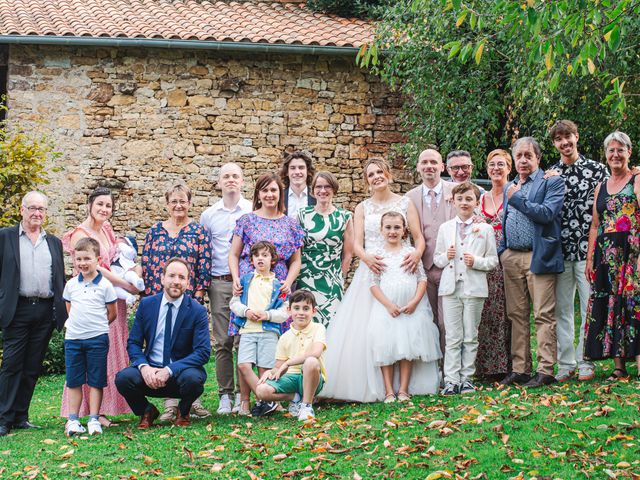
[0, 102, 60, 226]
[360, 0, 640, 169]
[306, 0, 388, 18]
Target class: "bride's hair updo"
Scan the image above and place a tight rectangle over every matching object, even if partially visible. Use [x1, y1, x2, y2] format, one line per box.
[362, 158, 393, 183]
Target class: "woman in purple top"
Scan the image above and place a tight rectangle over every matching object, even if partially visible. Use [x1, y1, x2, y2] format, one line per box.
[228, 173, 304, 338]
[228, 172, 304, 415]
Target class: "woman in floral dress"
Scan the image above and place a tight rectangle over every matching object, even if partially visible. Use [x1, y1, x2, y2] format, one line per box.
[297, 172, 354, 326]
[141, 182, 212, 420]
[476, 150, 513, 380]
[141, 183, 211, 300]
[584, 132, 640, 380]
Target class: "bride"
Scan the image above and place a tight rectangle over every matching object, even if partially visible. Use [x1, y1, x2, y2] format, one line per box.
[323, 159, 441, 402]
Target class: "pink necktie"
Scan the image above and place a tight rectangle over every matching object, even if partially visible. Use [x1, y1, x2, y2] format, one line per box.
[428, 190, 437, 215]
[459, 223, 467, 242]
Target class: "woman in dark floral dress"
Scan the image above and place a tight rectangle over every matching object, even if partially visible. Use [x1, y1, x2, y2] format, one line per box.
[584, 131, 640, 380]
[476, 149, 513, 380]
[141, 183, 212, 299]
[141, 182, 212, 420]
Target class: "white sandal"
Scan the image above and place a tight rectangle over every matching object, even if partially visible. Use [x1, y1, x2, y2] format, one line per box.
[384, 393, 396, 404]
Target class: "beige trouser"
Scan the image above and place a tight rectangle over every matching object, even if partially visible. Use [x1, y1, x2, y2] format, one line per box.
[442, 283, 485, 384]
[208, 278, 239, 397]
[426, 265, 445, 353]
[501, 249, 558, 376]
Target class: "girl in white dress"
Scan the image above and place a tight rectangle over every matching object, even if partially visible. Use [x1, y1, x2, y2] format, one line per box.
[323, 159, 440, 402]
[369, 212, 442, 402]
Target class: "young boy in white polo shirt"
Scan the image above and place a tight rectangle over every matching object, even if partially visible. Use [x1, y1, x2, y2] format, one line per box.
[62, 237, 117, 436]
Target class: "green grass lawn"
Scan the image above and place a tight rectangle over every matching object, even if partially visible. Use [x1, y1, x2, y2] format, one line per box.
[1, 361, 639, 479]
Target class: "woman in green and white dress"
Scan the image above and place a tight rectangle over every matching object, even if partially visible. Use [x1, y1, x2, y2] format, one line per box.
[297, 171, 354, 326]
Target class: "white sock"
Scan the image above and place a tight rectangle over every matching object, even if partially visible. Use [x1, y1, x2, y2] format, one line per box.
[293, 393, 301, 403]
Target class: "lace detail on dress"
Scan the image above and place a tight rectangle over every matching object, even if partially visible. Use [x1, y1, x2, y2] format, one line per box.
[363, 196, 410, 252]
[368, 245, 426, 288]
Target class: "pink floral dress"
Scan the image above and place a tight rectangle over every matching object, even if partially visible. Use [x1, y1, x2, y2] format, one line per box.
[60, 222, 131, 417]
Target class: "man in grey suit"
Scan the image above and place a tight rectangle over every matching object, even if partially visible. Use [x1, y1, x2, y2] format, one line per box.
[0, 192, 67, 436]
[498, 137, 565, 388]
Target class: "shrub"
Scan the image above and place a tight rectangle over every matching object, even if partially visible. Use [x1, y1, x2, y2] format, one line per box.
[0, 100, 60, 227]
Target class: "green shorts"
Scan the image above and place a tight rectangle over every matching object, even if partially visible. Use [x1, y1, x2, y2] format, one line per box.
[266, 373, 324, 397]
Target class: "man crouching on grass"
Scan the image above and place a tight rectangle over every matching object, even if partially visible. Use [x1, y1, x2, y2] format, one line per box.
[256, 290, 326, 421]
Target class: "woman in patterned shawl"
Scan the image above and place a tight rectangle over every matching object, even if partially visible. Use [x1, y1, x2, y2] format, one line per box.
[297, 171, 354, 326]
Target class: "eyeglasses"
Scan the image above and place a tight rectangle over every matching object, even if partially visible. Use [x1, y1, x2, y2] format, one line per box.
[168, 200, 189, 206]
[487, 162, 508, 169]
[26, 206, 47, 213]
[313, 185, 333, 191]
[449, 165, 472, 172]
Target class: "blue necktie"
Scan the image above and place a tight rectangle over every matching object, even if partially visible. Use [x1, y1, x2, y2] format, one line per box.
[162, 303, 173, 366]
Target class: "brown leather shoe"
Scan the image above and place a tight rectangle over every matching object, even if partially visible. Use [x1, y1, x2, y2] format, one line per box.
[174, 412, 191, 427]
[138, 404, 160, 429]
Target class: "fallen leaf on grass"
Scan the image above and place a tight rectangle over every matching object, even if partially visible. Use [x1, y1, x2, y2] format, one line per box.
[183, 446, 194, 461]
[351, 410, 369, 417]
[272, 454, 287, 461]
[143, 456, 154, 465]
[210, 464, 224, 472]
[60, 449, 74, 459]
[425, 471, 452, 479]
[42, 439, 56, 445]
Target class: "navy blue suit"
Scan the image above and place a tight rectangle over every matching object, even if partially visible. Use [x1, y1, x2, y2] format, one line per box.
[115, 293, 211, 416]
[499, 168, 565, 274]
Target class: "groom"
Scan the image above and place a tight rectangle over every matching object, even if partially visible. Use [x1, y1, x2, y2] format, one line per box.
[115, 258, 211, 428]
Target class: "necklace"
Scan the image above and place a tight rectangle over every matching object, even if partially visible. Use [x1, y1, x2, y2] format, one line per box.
[486, 188, 503, 216]
[314, 203, 335, 215]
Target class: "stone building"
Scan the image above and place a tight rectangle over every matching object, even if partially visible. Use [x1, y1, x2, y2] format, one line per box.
[0, 0, 406, 238]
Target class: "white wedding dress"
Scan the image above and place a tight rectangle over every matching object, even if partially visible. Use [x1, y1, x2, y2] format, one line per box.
[322, 196, 442, 402]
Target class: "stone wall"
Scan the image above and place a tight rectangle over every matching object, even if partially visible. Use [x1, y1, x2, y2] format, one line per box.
[6, 44, 409, 239]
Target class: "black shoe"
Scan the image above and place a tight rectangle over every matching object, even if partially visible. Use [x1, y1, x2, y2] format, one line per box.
[523, 373, 556, 388]
[0, 425, 10, 437]
[499, 372, 531, 386]
[250, 401, 278, 417]
[13, 421, 40, 430]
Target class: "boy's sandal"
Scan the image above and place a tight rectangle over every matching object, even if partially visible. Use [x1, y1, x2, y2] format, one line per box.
[383, 394, 396, 404]
[606, 368, 629, 381]
[397, 392, 411, 402]
[98, 415, 114, 427]
[238, 400, 251, 416]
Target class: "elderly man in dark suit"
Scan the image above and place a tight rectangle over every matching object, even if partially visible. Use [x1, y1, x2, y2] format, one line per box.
[115, 257, 211, 428]
[498, 137, 565, 388]
[0, 192, 67, 436]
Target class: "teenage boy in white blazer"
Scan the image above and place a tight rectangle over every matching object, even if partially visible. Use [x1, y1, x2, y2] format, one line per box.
[434, 182, 498, 395]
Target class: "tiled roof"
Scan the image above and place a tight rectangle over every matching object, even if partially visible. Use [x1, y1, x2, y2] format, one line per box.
[0, 0, 373, 48]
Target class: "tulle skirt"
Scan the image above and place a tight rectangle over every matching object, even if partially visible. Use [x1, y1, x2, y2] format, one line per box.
[323, 264, 441, 402]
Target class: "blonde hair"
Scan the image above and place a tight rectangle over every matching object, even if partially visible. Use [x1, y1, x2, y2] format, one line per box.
[486, 149, 513, 170]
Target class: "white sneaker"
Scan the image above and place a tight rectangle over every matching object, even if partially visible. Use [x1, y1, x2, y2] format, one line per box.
[87, 418, 102, 435]
[297, 404, 315, 421]
[231, 393, 242, 414]
[288, 401, 301, 417]
[217, 394, 233, 415]
[64, 419, 86, 437]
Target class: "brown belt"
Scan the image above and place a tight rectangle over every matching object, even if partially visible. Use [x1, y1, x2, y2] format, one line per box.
[211, 274, 233, 282]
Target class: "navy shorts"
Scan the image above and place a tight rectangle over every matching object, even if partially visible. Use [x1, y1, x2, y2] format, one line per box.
[64, 334, 109, 388]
